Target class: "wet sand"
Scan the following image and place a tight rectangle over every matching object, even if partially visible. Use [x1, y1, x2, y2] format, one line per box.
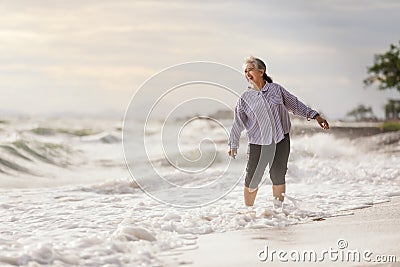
[162, 197, 400, 267]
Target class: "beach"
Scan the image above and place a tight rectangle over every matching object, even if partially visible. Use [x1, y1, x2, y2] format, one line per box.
[162, 197, 400, 267]
[0, 116, 399, 266]
[2, 0, 400, 266]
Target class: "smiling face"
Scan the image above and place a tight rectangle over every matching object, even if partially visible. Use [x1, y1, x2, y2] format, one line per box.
[244, 63, 264, 85]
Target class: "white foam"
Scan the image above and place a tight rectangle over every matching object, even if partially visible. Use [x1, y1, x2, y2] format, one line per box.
[1, 117, 399, 266]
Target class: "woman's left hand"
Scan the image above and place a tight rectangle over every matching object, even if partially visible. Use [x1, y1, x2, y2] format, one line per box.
[316, 115, 329, 130]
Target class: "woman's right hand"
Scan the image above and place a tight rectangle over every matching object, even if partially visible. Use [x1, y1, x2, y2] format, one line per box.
[315, 115, 329, 130]
[228, 148, 237, 159]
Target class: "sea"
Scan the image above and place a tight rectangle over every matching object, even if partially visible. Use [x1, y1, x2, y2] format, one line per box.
[0, 116, 399, 266]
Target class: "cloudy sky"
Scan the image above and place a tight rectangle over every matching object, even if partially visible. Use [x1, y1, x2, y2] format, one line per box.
[1, 0, 399, 119]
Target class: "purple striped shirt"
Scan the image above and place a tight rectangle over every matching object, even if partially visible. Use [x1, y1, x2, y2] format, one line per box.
[228, 82, 318, 148]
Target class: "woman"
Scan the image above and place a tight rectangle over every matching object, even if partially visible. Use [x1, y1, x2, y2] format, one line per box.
[228, 56, 329, 207]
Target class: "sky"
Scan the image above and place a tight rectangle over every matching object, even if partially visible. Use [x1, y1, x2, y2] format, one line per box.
[0, 0, 399, 119]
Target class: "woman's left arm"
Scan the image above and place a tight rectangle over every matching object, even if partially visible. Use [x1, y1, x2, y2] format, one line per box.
[280, 85, 329, 129]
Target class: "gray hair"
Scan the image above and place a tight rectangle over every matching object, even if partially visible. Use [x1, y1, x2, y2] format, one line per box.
[243, 56, 273, 83]
[243, 56, 267, 72]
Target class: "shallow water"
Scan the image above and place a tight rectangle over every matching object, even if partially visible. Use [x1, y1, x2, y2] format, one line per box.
[0, 117, 399, 266]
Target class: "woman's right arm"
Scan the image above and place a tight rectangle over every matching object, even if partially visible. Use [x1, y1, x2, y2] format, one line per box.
[228, 98, 247, 155]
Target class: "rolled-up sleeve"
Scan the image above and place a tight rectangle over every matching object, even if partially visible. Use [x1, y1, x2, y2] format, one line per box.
[228, 98, 247, 149]
[280, 85, 318, 120]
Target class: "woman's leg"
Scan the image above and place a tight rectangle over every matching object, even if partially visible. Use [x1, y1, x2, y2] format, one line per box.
[244, 144, 273, 206]
[244, 187, 258, 206]
[272, 184, 286, 202]
[270, 134, 290, 202]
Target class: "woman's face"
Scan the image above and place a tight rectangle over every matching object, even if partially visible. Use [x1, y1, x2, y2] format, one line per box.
[244, 63, 264, 85]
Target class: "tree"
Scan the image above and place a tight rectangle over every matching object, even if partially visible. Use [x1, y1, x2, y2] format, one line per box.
[385, 99, 400, 120]
[364, 41, 400, 92]
[346, 104, 375, 121]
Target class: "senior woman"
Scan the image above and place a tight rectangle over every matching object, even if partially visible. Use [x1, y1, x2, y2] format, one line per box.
[228, 56, 329, 207]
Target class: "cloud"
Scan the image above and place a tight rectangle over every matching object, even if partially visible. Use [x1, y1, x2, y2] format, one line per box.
[0, 0, 399, 118]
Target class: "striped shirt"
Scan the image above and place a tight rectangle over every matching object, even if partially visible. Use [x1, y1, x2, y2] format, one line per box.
[228, 82, 318, 148]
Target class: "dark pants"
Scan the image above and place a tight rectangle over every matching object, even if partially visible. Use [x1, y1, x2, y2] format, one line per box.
[245, 134, 290, 189]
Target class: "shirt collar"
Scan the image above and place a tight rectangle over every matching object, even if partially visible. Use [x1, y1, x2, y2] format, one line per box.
[261, 83, 269, 92]
[247, 82, 269, 92]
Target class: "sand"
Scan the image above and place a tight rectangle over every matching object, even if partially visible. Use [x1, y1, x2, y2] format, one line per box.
[162, 197, 400, 267]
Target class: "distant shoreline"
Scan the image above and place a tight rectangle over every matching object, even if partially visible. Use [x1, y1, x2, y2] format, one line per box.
[290, 125, 385, 139]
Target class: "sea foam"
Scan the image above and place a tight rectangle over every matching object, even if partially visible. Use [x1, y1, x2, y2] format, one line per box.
[0, 117, 399, 266]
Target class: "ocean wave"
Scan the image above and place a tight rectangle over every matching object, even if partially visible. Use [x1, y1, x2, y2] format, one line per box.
[0, 157, 31, 175]
[0, 120, 124, 186]
[30, 127, 99, 137]
[80, 131, 121, 144]
[150, 147, 228, 170]
[0, 139, 75, 178]
[356, 130, 400, 152]
[81, 178, 139, 194]
[291, 133, 358, 159]
[29, 126, 122, 144]
[1, 118, 399, 266]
